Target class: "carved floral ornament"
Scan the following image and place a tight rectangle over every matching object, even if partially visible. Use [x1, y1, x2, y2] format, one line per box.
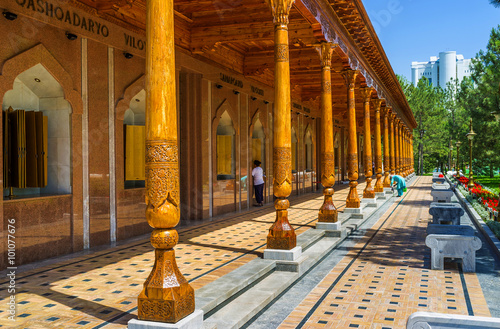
[342, 70, 358, 88]
[316, 42, 335, 68]
[372, 99, 383, 112]
[360, 87, 373, 103]
[265, 0, 295, 25]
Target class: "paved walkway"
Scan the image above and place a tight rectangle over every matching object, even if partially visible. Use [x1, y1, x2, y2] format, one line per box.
[1, 176, 498, 328]
[0, 181, 366, 328]
[277, 176, 492, 329]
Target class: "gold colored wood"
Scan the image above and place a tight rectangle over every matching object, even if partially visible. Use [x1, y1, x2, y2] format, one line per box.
[317, 42, 338, 223]
[3, 108, 11, 189]
[343, 69, 360, 208]
[25, 111, 38, 188]
[382, 106, 391, 187]
[360, 87, 374, 198]
[138, 0, 195, 323]
[389, 111, 395, 176]
[394, 119, 400, 175]
[266, 0, 297, 250]
[372, 99, 383, 192]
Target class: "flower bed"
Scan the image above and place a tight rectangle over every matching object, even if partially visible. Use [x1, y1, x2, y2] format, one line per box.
[453, 175, 499, 213]
[452, 175, 500, 241]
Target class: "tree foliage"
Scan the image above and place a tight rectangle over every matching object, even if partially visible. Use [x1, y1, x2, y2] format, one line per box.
[399, 25, 500, 175]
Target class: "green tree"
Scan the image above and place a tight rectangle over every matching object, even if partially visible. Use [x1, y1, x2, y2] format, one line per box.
[398, 75, 449, 174]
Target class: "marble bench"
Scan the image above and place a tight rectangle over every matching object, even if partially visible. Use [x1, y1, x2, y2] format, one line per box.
[432, 172, 442, 178]
[407, 311, 500, 328]
[432, 183, 450, 190]
[425, 225, 481, 272]
[430, 189, 454, 203]
[432, 177, 446, 184]
[429, 203, 464, 225]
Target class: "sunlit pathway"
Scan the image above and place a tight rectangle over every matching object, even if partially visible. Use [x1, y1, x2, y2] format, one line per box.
[278, 176, 491, 329]
[0, 181, 367, 329]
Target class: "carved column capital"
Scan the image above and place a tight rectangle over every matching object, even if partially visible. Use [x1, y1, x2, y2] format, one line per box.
[265, 0, 295, 26]
[342, 69, 358, 89]
[372, 99, 383, 112]
[360, 87, 374, 103]
[316, 42, 336, 68]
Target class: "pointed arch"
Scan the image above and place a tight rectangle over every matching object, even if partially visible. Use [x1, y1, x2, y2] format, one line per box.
[212, 98, 239, 136]
[116, 75, 145, 121]
[0, 44, 82, 115]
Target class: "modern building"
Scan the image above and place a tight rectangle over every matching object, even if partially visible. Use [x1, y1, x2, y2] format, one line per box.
[411, 51, 472, 89]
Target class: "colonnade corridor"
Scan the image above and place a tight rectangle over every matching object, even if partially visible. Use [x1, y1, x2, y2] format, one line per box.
[1, 176, 499, 328]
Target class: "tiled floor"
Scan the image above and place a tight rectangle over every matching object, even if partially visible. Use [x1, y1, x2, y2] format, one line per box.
[278, 176, 491, 329]
[0, 182, 365, 329]
[0, 177, 494, 329]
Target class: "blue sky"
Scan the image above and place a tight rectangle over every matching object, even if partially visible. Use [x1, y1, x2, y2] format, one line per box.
[363, 0, 500, 81]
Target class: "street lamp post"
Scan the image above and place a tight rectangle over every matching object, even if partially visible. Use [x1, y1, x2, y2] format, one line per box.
[466, 118, 476, 189]
[448, 140, 453, 174]
[456, 141, 462, 174]
[491, 111, 500, 213]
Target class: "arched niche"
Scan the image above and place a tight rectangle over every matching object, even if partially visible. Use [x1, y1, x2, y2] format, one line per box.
[304, 129, 313, 171]
[123, 89, 146, 188]
[251, 118, 266, 165]
[3, 64, 72, 196]
[291, 127, 298, 173]
[216, 111, 236, 180]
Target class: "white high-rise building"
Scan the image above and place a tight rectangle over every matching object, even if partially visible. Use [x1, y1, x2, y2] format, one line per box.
[411, 51, 472, 89]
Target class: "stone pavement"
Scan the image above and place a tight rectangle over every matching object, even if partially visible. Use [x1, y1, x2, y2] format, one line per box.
[0, 181, 365, 329]
[276, 176, 492, 329]
[1, 176, 499, 329]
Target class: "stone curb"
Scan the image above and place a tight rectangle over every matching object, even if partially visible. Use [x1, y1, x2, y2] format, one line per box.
[446, 175, 500, 260]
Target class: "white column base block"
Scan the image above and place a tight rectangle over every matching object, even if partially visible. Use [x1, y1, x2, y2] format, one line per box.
[343, 207, 363, 214]
[128, 310, 204, 329]
[316, 221, 342, 231]
[264, 246, 302, 261]
[375, 192, 386, 198]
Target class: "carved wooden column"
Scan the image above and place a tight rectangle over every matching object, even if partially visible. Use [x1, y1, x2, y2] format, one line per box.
[343, 70, 360, 208]
[317, 43, 338, 223]
[373, 99, 383, 192]
[383, 107, 391, 187]
[404, 129, 408, 176]
[266, 0, 296, 250]
[395, 119, 400, 175]
[361, 87, 374, 199]
[400, 123, 404, 176]
[389, 112, 396, 176]
[411, 134, 414, 173]
[137, 0, 195, 323]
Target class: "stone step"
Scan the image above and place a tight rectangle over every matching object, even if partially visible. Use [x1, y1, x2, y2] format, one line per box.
[195, 258, 276, 314]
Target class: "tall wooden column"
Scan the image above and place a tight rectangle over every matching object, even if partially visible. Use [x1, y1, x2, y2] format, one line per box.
[404, 129, 408, 176]
[373, 99, 383, 192]
[389, 113, 395, 176]
[399, 123, 404, 177]
[266, 0, 296, 250]
[317, 43, 338, 223]
[361, 87, 374, 198]
[343, 70, 360, 208]
[138, 0, 195, 322]
[395, 119, 400, 175]
[411, 134, 414, 173]
[383, 107, 391, 187]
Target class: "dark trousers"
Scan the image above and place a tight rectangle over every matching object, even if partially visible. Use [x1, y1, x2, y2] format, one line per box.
[254, 183, 264, 204]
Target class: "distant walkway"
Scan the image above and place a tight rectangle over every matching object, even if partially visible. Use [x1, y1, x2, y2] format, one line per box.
[0, 181, 367, 328]
[278, 176, 493, 329]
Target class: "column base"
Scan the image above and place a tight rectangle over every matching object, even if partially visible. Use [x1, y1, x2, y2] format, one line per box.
[264, 246, 302, 261]
[384, 187, 392, 194]
[343, 207, 363, 214]
[128, 310, 203, 329]
[361, 198, 378, 207]
[316, 221, 342, 231]
[375, 192, 386, 199]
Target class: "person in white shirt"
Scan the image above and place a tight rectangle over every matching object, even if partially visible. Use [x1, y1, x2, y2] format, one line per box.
[252, 160, 265, 206]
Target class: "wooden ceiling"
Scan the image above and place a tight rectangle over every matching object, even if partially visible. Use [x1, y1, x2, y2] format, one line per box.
[71, 0, 416, 128]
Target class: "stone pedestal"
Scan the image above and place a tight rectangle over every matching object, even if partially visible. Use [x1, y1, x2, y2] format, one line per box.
[343, 207, 363, 214]
[316, 221, 342, 231]
[361, 198, 377, 207]
[264, 246, 302, 261]
[128, 310, 203, 329]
